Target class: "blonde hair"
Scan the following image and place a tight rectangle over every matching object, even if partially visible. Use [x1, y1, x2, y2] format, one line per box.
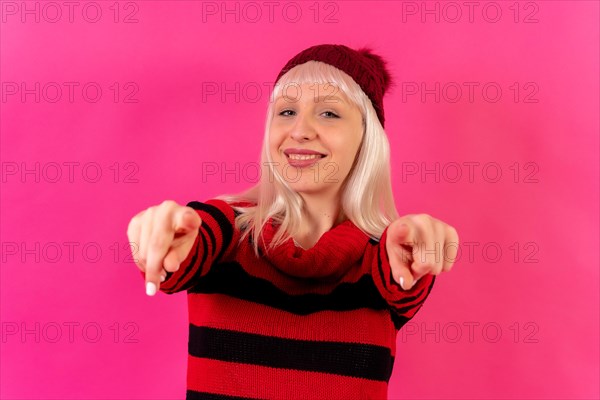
[215, 60, 399, 257]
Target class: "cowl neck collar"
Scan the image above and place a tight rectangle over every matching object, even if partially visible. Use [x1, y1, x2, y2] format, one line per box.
[257, 217, 371, 282]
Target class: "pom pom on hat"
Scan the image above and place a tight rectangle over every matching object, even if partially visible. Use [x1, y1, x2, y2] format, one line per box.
[356, 46, 394, 95]
[275, 44, 394, 127]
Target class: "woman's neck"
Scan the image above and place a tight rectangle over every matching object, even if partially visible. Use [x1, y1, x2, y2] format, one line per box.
[293, 191, 346, 248]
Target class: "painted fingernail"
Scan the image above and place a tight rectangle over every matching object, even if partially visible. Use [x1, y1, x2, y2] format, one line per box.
[146, 282, 157, 296]
[160, 275, 166, 283]
[399, 276, 405, 290]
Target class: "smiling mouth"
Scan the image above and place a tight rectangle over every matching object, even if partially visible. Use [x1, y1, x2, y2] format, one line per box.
[285, 154, 327, 160]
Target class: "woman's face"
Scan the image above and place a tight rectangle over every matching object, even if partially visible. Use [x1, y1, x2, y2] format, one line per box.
[269, 83, 364, 197]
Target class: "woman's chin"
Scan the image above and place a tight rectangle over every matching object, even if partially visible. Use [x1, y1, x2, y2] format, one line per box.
[287, 181, 338, 195]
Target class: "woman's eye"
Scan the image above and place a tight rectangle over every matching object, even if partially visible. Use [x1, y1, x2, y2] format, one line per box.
[277, 110, 339, 118]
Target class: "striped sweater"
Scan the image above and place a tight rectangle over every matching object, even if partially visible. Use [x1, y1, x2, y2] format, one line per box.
[147, 199, 436, 399]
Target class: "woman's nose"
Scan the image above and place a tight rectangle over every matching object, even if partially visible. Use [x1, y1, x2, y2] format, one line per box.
[289, 113, 317, 141]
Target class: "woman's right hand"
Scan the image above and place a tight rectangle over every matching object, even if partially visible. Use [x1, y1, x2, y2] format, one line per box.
[127, 200, 202, 296]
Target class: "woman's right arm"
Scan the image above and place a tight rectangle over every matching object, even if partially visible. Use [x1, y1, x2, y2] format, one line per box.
[126, 199, 237, 296]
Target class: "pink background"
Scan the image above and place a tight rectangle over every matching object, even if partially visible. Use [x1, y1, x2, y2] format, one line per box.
[1, 1, 598, 399]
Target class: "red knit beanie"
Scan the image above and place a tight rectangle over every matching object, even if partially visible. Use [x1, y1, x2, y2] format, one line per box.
[274, 44, 394, 128]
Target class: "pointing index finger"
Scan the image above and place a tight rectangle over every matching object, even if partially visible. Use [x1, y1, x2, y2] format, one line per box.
[145, 209, 178, 295]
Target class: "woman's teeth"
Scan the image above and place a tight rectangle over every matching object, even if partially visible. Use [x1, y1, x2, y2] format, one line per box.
[288, 154, 322, 160]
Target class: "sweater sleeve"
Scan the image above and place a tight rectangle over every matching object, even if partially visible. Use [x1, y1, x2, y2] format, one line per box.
[370, 224, 436, 328]
[140, 198, 238, 294]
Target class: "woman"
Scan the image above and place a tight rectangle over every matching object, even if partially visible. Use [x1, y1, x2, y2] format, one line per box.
[127, 44, 459, 399]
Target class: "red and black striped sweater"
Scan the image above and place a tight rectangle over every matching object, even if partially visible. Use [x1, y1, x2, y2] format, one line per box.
[144, 199, 436, 399]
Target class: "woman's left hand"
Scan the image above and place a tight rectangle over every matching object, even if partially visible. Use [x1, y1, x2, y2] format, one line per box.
[385, 214, 459, 290]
